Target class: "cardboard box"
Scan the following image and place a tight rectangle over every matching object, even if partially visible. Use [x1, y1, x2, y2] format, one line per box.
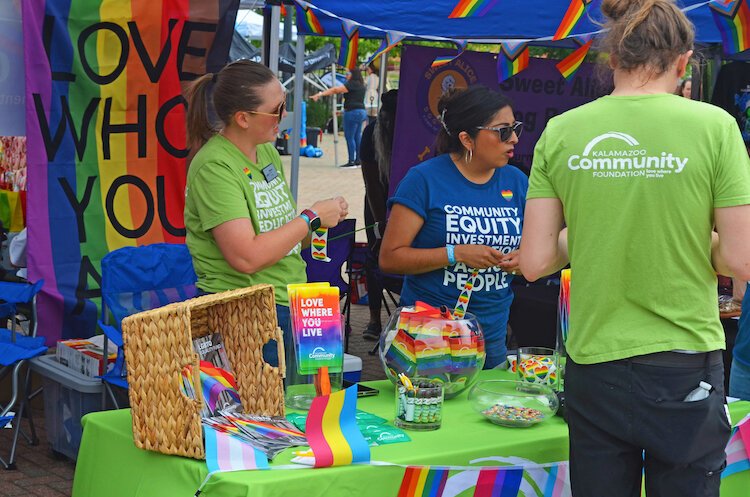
[56, 335, 117, 378]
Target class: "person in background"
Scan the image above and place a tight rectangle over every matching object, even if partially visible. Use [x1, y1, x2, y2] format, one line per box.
[360, 90, 400, 340]
[379, 85, 526, 368]
[677, 77, 692, 98]
[365, 62, 381, 124]
[520, 1, 750, 495]
[184, 60, 348, 366]
[311, 68, 367, 168]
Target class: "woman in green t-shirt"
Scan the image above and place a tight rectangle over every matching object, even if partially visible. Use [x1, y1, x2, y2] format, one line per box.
[184, 60, 348, 366]
[520, 1, 750, 495]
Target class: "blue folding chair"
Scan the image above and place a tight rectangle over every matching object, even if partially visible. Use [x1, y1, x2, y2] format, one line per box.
[98, 244, 198, 409]
[0, 279, 45, 470]
[302, 219, 357, 351]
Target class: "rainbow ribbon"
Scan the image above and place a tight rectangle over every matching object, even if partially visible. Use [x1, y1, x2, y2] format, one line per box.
[338, 19, 360, 70]
[311, 226, 330, 262]
[431, 40, 468, 68]
[558, 269, 571, 344]
[553, 0, 593, 40]
[453, 268, 480, 319]
[710, 0, 750, 55]
[556, 35, 594, 82]
[496, 42, 529, 83]
[448, 0, 500, 18]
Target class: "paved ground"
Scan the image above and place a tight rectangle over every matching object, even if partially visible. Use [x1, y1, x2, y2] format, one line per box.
[0, 133, 390, 496]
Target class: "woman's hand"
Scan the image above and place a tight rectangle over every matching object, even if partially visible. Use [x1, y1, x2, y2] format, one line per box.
[311, 196, 348, 228]
[498, 249, 522, 276]
[310, 92, 322, 102]
[454, 245, 505, 269]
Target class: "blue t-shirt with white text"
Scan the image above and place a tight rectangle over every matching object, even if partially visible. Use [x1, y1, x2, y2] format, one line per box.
[388, 154, 528, 365]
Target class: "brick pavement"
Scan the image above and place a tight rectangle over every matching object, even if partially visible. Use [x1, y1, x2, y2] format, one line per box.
[0, 133, 390, 496]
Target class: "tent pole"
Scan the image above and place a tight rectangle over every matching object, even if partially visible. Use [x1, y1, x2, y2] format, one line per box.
[269, 5, 281, 74]
[290, 34, 305, 201]
[331, 63, 340, 168]
[378, 52, 388, 102]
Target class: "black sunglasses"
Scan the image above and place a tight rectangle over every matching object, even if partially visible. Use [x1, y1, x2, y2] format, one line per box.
[476, 121, 524, 142]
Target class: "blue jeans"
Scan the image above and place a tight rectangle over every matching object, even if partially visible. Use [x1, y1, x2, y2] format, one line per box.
[343, 109, 366, 163]
[730, 358, 750, 401]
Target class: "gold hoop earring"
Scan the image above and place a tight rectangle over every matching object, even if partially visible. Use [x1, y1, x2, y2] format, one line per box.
[465, 148, 473, 164]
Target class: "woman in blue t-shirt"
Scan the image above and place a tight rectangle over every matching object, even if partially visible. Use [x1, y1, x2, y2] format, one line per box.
[379, 85, 527, 368]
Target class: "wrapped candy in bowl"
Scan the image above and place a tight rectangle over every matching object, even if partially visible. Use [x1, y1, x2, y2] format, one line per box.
[379, 304, 485, 400]
[467, 379, 559, 428]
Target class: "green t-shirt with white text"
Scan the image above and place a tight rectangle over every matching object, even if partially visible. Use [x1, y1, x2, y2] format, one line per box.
[528, 94, 750, 364]
[184, 135, 306, 305]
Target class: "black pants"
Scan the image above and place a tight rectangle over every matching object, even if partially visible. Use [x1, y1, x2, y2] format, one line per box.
[566, 351, 731, 497]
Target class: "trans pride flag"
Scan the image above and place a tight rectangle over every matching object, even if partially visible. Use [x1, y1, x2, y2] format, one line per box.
[710, 0, 750, 55]
[204, 425, 269, 473]
[338, 19, 359, 70]
[305, 385, 370, 467]
[22, 0, 236, 344]
[496, 42, 529, 83]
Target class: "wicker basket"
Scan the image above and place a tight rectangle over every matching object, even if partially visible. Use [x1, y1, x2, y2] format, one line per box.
[122, 284, 286, 459]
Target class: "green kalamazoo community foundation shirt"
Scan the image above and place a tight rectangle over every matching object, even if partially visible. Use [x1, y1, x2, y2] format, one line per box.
[184, 135, 306, 306]
[528, 94, 750, 364]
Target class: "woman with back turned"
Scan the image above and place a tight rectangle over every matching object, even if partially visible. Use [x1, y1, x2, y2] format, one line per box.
[520, 1, 750, 495]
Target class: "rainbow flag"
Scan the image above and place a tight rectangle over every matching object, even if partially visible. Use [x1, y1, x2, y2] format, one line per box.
[397, 466, 449, 497]
[553, 0, 593, 40]
[448, 0, 499, 18]
[496, 42, 529, 83]
[305, 385, 370, 467]
[556, 36, 594, 82]
[431, 40, 468, 68]
[23, 0, 235, 345]
[198, 361, 241, 414]
[338, 20, 359, 70]
[366, 31, 407, 67]
[474, 467, 523, 496]
[710, 0, 750, 55]
[724, 414, 750, 478]
[204, 425, 269, 473]
[295, 0, 324, 35]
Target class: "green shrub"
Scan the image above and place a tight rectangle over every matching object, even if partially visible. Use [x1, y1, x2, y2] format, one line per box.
[306, 99, 330, 129]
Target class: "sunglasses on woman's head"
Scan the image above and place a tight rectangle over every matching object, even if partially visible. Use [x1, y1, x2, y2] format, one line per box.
[476, 121, 524, 142]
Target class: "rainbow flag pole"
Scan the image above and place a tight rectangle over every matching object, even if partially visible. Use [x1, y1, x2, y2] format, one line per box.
[710, 0, 750, 55]
[496, 42, 529, 83]
[556, 35, 594, 82]
[553, 0, 593, 40]
[338, 19, 360, 70]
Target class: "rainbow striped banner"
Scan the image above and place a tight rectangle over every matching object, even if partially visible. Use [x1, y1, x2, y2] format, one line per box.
[448, 0, 500, 18]
[496, 42, 529, 83]
[295, 0, 324, 35]
[556, 35, 594, 82]
[305, 385, 370, 467]
[553, 0, 593, 40]
[23, 0, 236, 345]
[397, 466, 449, 497]
[710, 0, 750, 55]
[366, 31, 407, 67]
[338, 19, 360, 70]
[431, 40, 468, 68]
[204, 425, 269, 473]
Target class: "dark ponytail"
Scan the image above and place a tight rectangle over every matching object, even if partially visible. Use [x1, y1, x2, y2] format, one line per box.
[185, 73, 215, 149]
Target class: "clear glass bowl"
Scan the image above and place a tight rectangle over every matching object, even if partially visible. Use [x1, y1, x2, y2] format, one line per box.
[379, 307, 485, 399]
[467, 379, 559, 427]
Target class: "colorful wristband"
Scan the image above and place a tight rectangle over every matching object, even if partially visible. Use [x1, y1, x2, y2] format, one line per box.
[446, 244, 456, 265]
[299, 212, 312, 227]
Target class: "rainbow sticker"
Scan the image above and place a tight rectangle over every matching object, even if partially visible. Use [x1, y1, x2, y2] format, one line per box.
[501, 190, 513, 201]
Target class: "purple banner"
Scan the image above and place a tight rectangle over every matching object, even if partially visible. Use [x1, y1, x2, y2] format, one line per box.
[390, 45, 611, 194]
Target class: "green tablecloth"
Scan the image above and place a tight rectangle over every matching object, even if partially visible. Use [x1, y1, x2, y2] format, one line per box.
[71, 369, 750, 497]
